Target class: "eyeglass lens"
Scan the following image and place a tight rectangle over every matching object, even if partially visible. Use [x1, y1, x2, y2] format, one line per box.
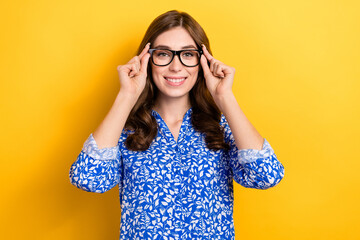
[152, 50, 200, 67]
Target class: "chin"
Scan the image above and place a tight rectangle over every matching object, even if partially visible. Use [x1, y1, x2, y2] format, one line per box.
[158, 89, 191, 99]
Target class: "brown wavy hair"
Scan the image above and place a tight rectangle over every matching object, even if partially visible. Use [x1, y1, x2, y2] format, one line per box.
[124, 10, 229, 151]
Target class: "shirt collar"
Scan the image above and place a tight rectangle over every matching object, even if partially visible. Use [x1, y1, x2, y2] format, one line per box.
[151, 108, 193, 122]
[151, 108, 193, 143]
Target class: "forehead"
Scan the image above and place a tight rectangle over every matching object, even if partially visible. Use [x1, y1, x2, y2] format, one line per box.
[153, 27, 197, 49]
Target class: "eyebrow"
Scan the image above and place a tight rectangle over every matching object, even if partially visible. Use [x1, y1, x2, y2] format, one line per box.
[153, 44, 197, 50]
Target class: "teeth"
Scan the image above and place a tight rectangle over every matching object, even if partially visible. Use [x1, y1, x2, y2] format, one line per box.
[165, 78, 186, 83]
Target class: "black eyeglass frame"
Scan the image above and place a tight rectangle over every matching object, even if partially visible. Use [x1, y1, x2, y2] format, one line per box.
[148, 49, 203, 67]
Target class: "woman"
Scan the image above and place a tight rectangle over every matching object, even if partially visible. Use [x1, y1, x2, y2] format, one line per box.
[70, 10, 284, 239]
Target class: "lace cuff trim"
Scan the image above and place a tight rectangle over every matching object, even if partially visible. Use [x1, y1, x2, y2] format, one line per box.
[237, 139, 275, 164]
[82, 133, 120, 161]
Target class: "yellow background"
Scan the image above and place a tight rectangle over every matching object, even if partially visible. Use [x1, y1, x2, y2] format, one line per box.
[1, 0, 359, 239]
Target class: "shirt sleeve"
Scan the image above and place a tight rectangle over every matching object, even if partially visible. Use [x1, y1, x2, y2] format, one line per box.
[69, 133, 122, 193]
[220, 115, 285, 189]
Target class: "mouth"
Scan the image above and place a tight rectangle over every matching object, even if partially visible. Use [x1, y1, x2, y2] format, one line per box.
[164, 76, 187, 86]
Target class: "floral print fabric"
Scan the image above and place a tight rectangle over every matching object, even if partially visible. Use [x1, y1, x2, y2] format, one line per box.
[69, 108, 284, 239]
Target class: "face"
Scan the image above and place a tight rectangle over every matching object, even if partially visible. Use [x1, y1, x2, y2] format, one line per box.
[151, 27, 199, 102]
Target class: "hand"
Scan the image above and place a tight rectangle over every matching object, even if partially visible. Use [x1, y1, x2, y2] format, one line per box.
[200, 44, 235, 100]
[117, 43, 151, 97]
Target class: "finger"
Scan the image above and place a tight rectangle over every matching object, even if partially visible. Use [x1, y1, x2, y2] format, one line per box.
[201, 44, 214, 61]
[139, 43, 151, 59]
[214, 63, 225, 78]
[200, 55, 211, 77]
[223, 65, 235, 77]
[117, 64, 131, 74]
[216, 65, 225, 78]
[140, 53, 150, 74]
[129, 64, 139, 78]
[136, 61, 140, 72]
[128, 56, 139, 64]
[214, 63, 220, 77]
[117, 64, 132, 79]
[128, 56, 142, 72]
[212, 62, 217, 75]
[210, 58, 216, 73]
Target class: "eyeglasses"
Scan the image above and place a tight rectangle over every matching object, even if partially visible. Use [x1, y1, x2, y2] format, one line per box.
[149, 49, 203, 67]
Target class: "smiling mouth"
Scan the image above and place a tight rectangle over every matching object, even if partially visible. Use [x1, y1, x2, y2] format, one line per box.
[164, 77, 186, 83]
[164, 77, 187, 83]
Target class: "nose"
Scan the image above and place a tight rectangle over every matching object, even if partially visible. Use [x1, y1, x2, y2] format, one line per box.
[168, 55, 183, 72]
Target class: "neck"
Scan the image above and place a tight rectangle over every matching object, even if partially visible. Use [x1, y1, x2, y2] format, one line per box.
[153, 94, 191, 121]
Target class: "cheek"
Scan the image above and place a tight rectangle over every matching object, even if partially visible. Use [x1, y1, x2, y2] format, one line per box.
[189, 68, 200, 80]
[151, 64, 160, 75]
[151, 65, 163, 82]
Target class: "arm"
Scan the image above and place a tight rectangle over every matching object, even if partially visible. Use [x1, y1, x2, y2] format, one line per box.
[69, 89, 139, 193]
[92, 90, 138, 148]
[69, 44, 151, 192]
[200, 45, 284, 189]
[93, 43, 151, 149]
[200, 44, 262, 150]
[215, 92, 284, 189]
[69, 134, 122, 193]
[215, 94, 264, 150]
[221, 116, 284, 189]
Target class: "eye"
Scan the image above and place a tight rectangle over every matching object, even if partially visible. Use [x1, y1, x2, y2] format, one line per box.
[155, 50, 171, 57]
[182, 51, 195, 57]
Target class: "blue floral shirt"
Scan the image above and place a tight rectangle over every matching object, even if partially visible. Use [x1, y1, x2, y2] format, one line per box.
[69, 108, 284, 240]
